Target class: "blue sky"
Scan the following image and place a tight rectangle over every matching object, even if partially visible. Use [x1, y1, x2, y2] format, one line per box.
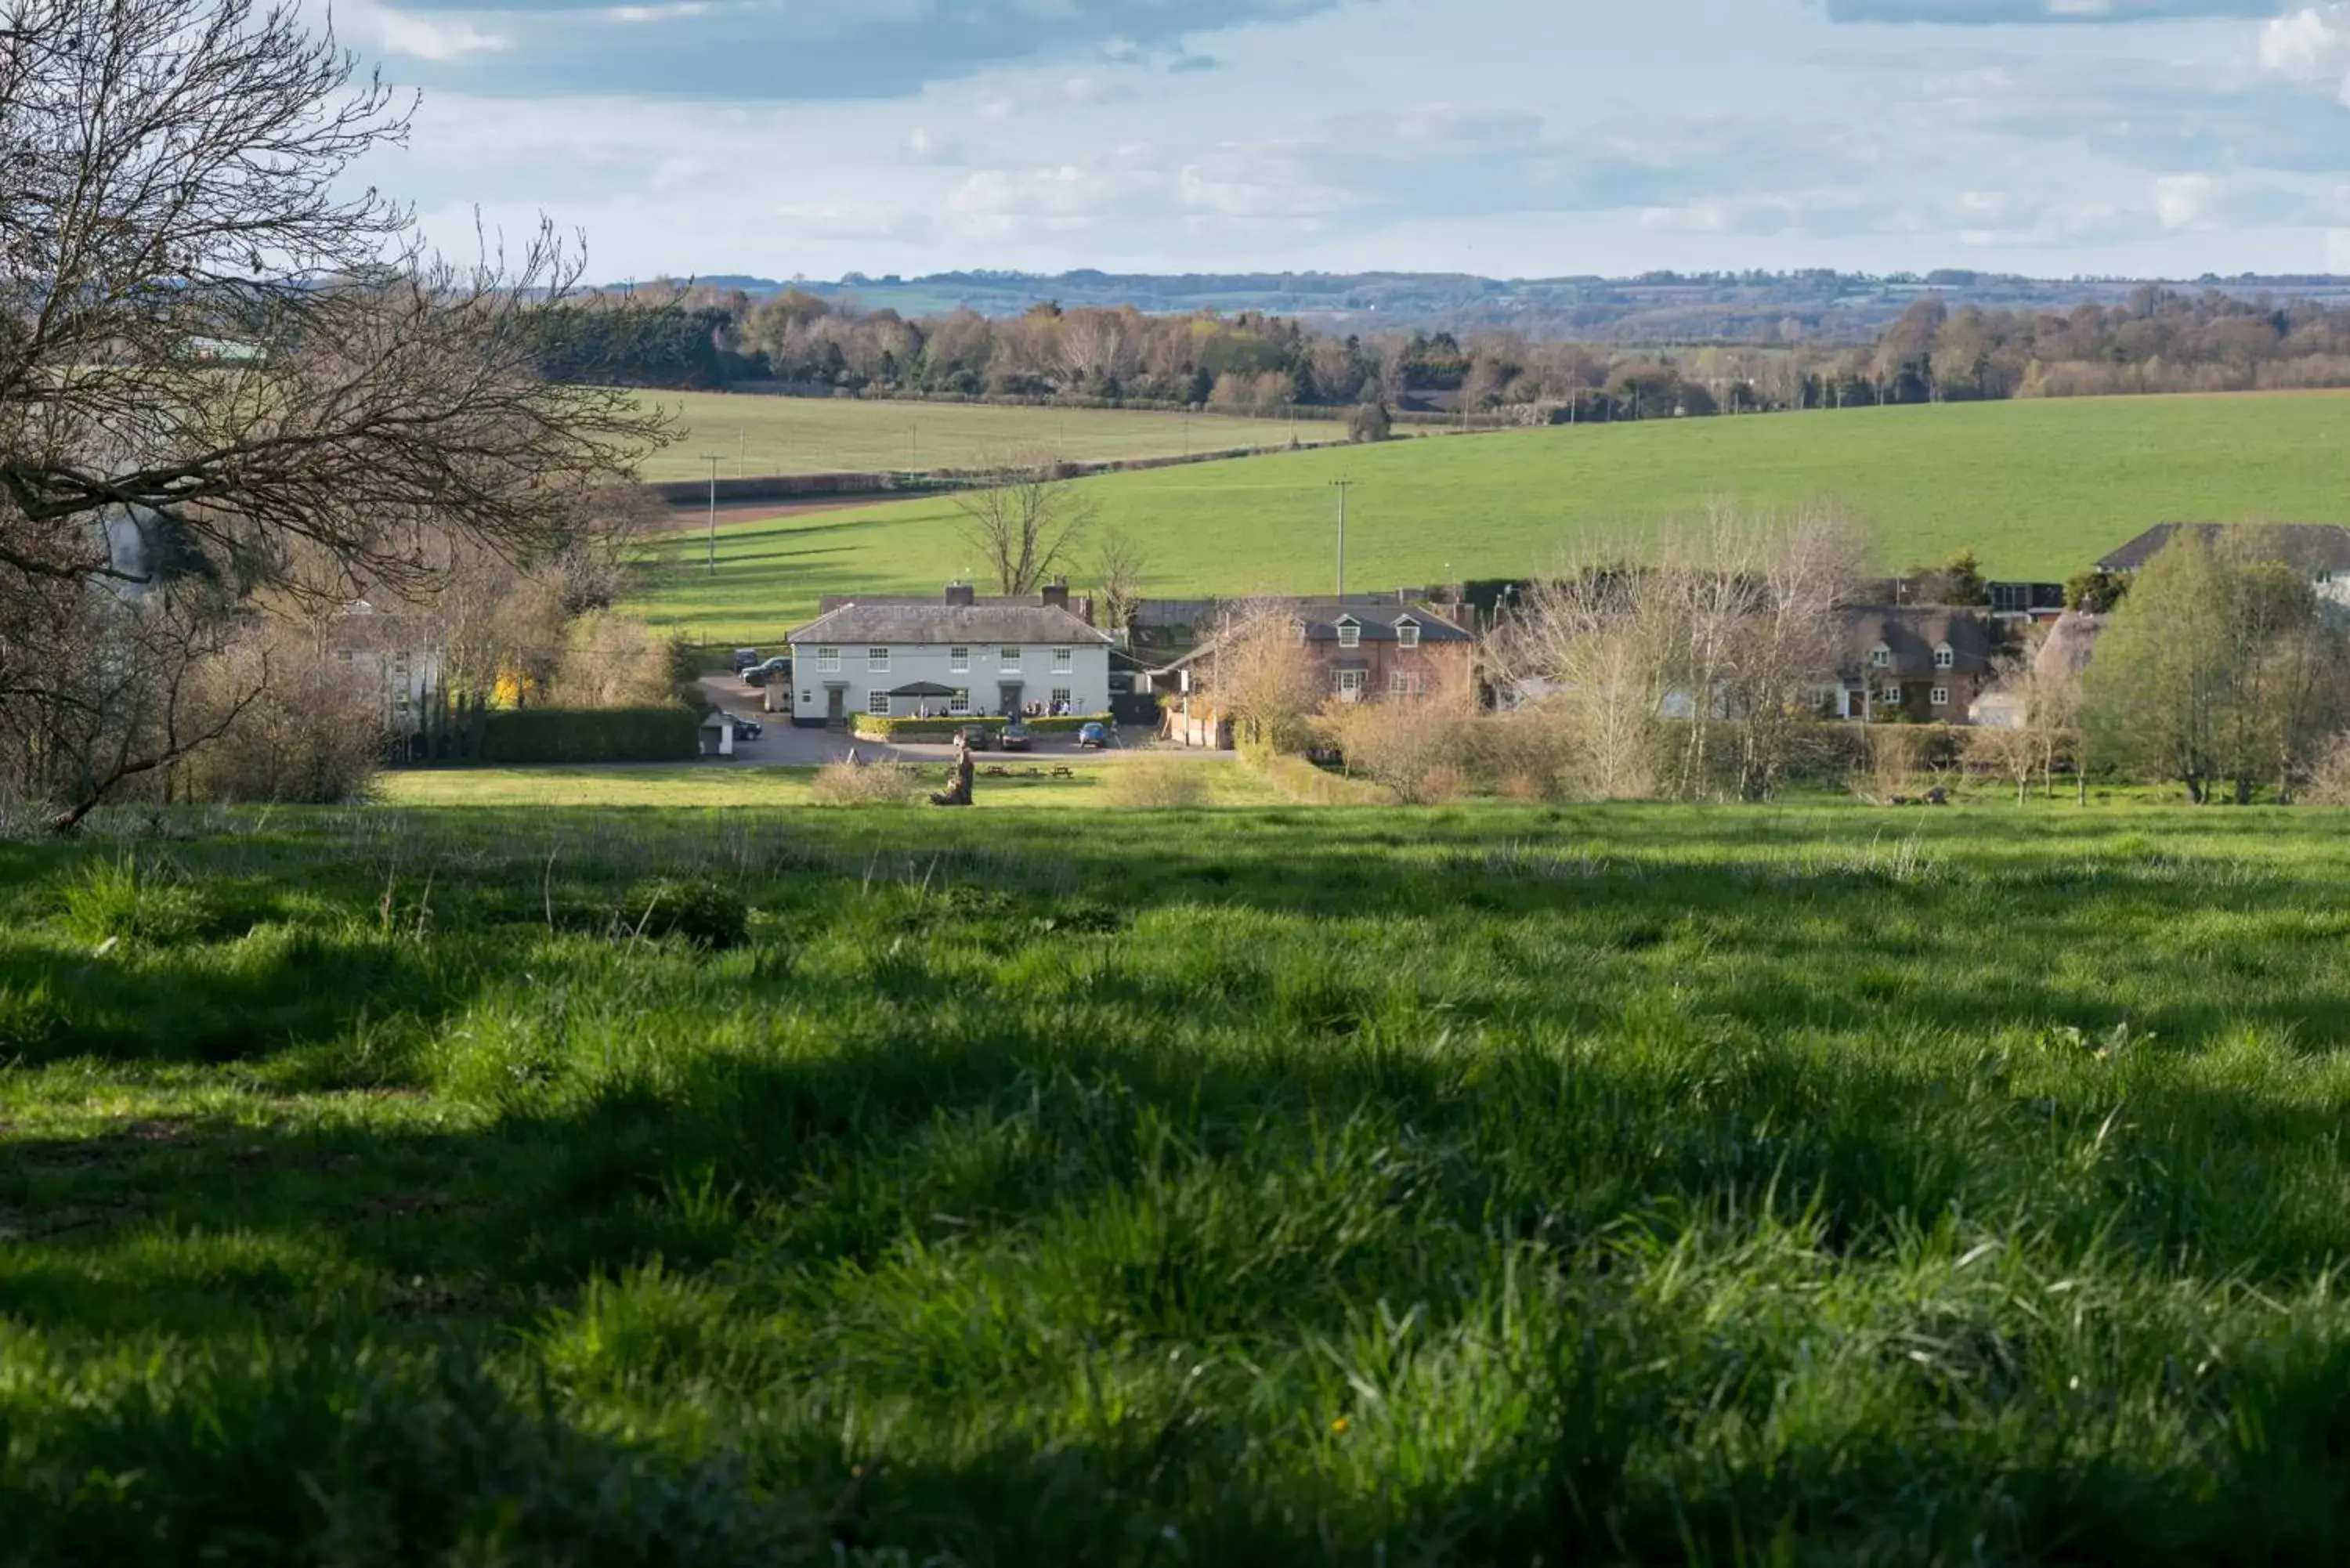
[324, 0, 2350, 280]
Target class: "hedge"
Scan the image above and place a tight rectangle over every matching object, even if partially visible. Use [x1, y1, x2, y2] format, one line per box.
[479, 706, 700, 764]
[851, 713, 1111, 741]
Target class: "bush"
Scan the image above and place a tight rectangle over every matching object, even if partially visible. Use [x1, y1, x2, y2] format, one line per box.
[613, 878, 747, 949]
[811, 761, 918, 805]
[56, 857, 208, 945]
[1106, 760, 1207, 808]
[2303, 732, 2350, 804]
[479, 706, 698, 764]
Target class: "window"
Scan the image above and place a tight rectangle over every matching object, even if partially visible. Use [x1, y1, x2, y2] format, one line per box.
[1293, 620, 1307, 645]
[799, 691, 812, 705]
[868, 691, 891, 716]
[1932, 644, 1954, 670]
[392, 652, 409, 675]
[393, 691, 410, 712]
[1052, 647, 1072, 674]
[815, 646, 840, 674]
[949, 688, 971, 716]
[1336, 620, 1361, 649]
[1336, 669, 1367, 701]
[1882, 683, 1904, 703]
[1050, 687, 1072, 714]
[1390, 670, 1426, 696]
[867, 647, 890, 673]
[1929, 686, 1950, 709]
[334, 648, 353, 664]
[949, 646, 970, 673]
[1000, 646, 1021, 670]
[1869, 645, 1890, 668]
[1397, 621, 1421, 649]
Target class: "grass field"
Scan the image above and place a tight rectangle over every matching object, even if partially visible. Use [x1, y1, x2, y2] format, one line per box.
[11, 794, 2350, 1558]
[374, 761, 1282, 809]
[624, 392, 2350, 643]
[631, 391, 1343, 481]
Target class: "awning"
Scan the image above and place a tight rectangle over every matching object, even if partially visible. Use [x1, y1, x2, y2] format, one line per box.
[888, 681, 960, 699]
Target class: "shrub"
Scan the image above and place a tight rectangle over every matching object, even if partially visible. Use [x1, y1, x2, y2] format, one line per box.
[2303, 732, 2350, 804]
[613, 878, 747, 950]
[56, 856, 208, 945]
[812, 761, 918, 805]
[1107, 760, 1207, 808]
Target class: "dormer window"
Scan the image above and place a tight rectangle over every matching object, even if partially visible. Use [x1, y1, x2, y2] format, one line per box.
[1336, 618, 1361, 649]
[1397, 619, 1421, 649]
[1869, 645, 1891, 668]
[1932, 643, 1954, 670]
[1292, 620, 1307, 645]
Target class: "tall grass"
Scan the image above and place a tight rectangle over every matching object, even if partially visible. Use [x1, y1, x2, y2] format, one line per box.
[7, 800, 2350, 1559]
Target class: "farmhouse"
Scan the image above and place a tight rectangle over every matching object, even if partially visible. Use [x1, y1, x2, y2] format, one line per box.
[783, 582, 1113, 728]
[1833, 606, 1994, 722]
[327, 600, 440, 737]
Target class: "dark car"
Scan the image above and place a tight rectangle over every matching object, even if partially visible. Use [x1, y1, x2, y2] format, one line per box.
[955, 723, 995, 750]
[743, 656, 790, 688]
[1077, 721, 1109, 749]
[731, 648, 761, 673]
[999, 722, 1033, 752]
[730, 717, 762, 742]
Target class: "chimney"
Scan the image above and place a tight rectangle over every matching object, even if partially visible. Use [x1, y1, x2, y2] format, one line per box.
[1041, 577, 1069, 610]
[945, 580, 975, 606]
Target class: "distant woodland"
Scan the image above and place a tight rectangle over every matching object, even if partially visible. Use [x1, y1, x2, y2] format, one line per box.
[537, 282, 2350, 421]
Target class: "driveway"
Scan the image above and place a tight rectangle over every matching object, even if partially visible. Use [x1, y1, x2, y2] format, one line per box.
[694, 674, 1231, 764]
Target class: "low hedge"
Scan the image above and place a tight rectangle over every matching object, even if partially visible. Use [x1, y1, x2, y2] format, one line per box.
[479, 706, 700, 764]
[851, 713, 1111, 741]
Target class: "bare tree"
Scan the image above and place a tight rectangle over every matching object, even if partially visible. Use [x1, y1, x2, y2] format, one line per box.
[1091, 526, 1149, 633]
[950, 447, 1094, 595]
[0, 0, 667, 822]
[1199, 598, 1325, 753]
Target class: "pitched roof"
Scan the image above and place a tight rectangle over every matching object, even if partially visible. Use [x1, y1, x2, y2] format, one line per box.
[1291, 600, 1473, 644]
[1838, 605, 1994, 677]
[787, 602, 1112, 646]
[2097, 522, 2350, 575]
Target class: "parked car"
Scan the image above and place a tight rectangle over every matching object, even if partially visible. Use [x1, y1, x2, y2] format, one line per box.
[743, 656, 790, 688]
[956, 723, 996, 750]
[999, 722, 1032, 752]
[1077, 721, 1109, 749]
[729, 717, 762, 742]
[731, 648, 761, 673]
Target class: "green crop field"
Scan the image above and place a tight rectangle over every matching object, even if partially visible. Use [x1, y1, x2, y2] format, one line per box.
[624, 392, 2350, 644]
[10, 792, 2350, 1559]
[631, 390, 1341, 480]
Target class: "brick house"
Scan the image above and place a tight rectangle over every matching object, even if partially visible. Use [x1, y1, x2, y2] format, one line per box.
[1155, 596, 1478, 745]
[1833, 606, 1995, 721]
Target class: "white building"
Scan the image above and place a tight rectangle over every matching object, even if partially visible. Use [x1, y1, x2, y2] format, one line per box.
[785, 583, 1114, 727]
[329, 601, 442, 736]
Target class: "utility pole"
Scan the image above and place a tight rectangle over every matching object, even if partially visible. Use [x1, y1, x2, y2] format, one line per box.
[703, 454, 724, 576]
[1330, 479, 1353, 599]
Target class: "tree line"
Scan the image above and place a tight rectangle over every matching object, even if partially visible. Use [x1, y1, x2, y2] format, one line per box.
[533, 282, 2350, 422]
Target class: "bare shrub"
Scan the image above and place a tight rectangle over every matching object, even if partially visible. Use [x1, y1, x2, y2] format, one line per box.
[1316, 693, 1471, 804]
[2303, 733, 2350, 805]
[812, 761, 917, 806]
[1469, 714, 1570, 802]
[1198, 599, 1328, 755]
[1107, 760, 1209, 808]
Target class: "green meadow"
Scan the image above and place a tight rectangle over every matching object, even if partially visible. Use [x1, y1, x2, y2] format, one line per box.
[10, 793, 2350, 1559]
[626, 392, 2350, 643]
[632, 390, 1340, 481]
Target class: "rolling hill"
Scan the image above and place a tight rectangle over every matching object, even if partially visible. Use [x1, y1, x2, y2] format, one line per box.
[626, 392, 2350, 644]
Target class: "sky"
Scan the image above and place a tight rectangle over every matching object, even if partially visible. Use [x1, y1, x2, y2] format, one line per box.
[316, 0, 2350, 281]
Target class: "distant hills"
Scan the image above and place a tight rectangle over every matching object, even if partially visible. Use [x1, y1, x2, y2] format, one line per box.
[619, 269, 2350, 343]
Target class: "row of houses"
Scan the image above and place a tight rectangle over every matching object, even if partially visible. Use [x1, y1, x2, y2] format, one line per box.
[337, 520, 2350, 743]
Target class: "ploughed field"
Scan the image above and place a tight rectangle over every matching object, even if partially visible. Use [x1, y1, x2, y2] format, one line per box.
[625, 391, 2350, 642]
[7, 798, 2350, 1560]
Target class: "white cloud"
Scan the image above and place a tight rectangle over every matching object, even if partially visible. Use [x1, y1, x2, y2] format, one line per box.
[2153, 172, 2217, 227]
[2259, 6, 2345, 79]
[362, 3, 507, 60]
